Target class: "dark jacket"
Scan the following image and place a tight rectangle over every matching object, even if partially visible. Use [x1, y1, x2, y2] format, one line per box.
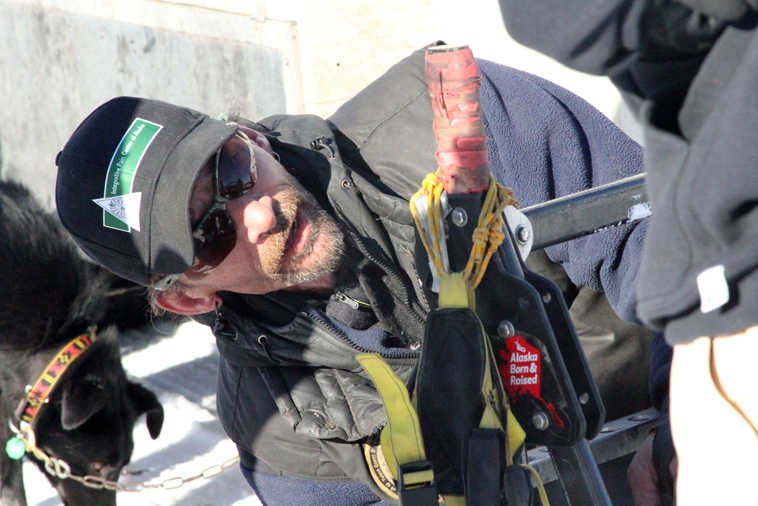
[199, 44, 649, 502]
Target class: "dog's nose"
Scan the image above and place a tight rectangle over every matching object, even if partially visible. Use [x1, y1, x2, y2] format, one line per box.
[90, 461, 120, 480]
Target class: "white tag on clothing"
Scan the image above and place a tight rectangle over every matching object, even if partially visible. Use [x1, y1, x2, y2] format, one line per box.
[696, 264, 729, 313]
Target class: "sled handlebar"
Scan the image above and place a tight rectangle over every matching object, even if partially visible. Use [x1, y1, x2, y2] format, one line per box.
[425, 45, 490, 195]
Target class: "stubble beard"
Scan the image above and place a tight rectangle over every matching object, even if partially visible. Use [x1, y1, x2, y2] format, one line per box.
[257, 186, 344, 286]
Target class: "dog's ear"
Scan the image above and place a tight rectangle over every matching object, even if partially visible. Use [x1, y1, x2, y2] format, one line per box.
[127, 381, 164, 439]
[60, 379, 108, 430]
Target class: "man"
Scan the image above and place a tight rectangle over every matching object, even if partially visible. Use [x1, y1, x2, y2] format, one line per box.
[56, 43, 649, 504]
[499, 1, 758, 504]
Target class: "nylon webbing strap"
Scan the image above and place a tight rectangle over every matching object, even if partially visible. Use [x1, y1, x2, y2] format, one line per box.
[356, 353, 437, 504]
[438, 271, 526, 462]
[438, 271, 473, 309]
[14, 331, 95, 429]
[434, 271, 543, 505]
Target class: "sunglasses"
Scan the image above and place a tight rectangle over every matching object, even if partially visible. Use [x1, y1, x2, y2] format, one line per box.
[154, 129, 257, 291]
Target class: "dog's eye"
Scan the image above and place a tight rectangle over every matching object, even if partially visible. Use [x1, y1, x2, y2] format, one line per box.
[83, 374, 105, 390]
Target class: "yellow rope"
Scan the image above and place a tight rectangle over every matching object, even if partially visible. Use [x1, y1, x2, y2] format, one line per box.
[408, 170, 550, 505]
[522, 464, 551, 506]
[410, 171, 517, 290]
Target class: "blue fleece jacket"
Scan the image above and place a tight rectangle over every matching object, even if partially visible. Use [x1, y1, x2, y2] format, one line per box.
[479, 60, 647, 324]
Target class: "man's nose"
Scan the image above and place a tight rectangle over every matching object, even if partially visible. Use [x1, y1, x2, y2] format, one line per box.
[235, 195, 277, 243]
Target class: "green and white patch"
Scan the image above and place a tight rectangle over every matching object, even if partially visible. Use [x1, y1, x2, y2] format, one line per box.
[94, 118, 162, 232]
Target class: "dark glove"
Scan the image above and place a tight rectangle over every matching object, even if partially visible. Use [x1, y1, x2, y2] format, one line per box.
[642, 0, 728, 59]
[676, 0, 758, 22]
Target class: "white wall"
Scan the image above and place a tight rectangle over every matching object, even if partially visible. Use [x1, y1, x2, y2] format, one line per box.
[0, 0, 297, 208]
[264, 0, 622, 119]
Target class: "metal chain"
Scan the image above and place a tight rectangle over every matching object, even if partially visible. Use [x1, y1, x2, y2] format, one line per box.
[10, 422, 240, 492]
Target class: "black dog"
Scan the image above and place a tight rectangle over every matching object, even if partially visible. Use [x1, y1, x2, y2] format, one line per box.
[0, 180, 164, 506]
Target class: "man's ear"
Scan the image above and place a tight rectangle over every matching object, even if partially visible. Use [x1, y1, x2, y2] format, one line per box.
[240, 126, 273, 154]
[155, 290, 220, 316]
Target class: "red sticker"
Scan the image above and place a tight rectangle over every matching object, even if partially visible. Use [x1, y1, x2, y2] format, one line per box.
[498, 335, 541, 399]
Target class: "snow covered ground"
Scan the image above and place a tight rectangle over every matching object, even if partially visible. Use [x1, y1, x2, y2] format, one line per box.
[23, 319, 263, 506]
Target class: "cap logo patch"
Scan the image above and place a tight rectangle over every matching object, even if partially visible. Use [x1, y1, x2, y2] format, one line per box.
[97, 118, 162, 232]
[93, 193, 143, 231]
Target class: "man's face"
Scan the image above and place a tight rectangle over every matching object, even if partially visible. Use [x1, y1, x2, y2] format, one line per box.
[177, 126, 344, 299]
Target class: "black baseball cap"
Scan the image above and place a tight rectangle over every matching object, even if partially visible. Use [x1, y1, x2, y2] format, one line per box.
[56, 96, 238, 285]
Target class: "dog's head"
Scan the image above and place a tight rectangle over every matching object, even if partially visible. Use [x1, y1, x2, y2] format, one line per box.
[0, 180, 164, 505]
[27, 327, 164, 506]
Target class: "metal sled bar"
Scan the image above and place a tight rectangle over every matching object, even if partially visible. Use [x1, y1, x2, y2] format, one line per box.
[547, 440, 613, 506]
[522, 173, 649, 250]
[529, 408, 660, 505]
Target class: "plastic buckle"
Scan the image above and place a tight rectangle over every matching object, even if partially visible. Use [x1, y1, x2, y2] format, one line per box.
[398, 460, 437, 505]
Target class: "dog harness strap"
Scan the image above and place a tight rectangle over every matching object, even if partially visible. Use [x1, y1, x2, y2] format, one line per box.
[14, 331, 96, 429]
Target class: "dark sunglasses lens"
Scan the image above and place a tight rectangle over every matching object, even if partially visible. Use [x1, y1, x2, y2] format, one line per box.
[217, 136, 256, 200]
[192, 209, 236, 272]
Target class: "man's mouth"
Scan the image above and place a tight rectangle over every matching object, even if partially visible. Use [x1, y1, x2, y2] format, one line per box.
[282, 208, 312, 263]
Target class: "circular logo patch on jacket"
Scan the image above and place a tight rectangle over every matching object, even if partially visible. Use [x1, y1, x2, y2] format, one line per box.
[363, 443, 398, 499]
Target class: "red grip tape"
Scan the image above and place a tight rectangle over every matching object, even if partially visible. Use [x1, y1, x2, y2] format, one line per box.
[425, 45, 490, 194]
[435, 150, 488, 168]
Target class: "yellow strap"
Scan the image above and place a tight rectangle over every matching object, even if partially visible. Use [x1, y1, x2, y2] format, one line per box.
[438, 271, 474, 309]
[506, 409, 526, 461]
[356, 353, 431, 485]
[358, 337, 545, 505]
[442, 495, 465, 505]
[434, 267, 527, 466]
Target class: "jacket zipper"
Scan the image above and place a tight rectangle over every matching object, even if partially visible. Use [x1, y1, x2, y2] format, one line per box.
[335, 207, 427, 328]
[300, 309, 418, 360]
[334, 291, 372, 310]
